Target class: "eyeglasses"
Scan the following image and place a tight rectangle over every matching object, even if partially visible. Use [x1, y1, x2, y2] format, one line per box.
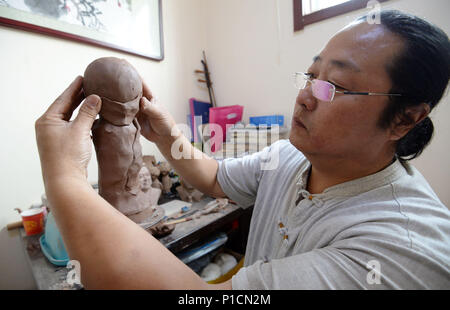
[293, 72, 402, 102]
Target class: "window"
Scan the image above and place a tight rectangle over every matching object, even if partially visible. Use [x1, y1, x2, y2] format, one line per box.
[302, 0, 350, 15]
[293, 0, 389, 31]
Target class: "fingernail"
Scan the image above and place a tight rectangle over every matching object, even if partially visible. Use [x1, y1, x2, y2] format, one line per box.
[141, 97, 150, 107]
[86, 96, 99, 108]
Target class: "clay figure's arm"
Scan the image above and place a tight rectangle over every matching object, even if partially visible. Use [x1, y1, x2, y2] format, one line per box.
[137, 82, 227, 198]
[35, 77, 231, 289]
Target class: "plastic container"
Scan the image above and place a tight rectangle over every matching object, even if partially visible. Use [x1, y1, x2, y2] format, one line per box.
[39, 212, 70, 266]
[249, 114, 284, 127]
[21, 208, 45, 236]
[206, 249, 244, 284]
[208, 105, 244, 152]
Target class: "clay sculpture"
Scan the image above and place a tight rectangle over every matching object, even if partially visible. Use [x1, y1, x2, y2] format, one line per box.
[176, 177, 204, 203]
[158, 161, 173, 194]
[143, 155, 163, 190]
[139, 165, 162, 207]
[143, 155, 157, 168]
[84, 57, 164, 228]
[149, 165, 163, 190]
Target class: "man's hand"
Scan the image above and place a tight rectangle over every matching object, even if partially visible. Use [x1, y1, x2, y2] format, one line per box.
[35, 76, 102, 183]
[34, 76, 230, 290]
[137, 81, 181, 147]
[137, 80, 226, 199]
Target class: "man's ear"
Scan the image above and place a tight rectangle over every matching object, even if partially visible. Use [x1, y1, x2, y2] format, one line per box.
[389, 103, 431, 141]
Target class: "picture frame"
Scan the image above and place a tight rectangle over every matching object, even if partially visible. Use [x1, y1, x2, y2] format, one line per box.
[0, 0, 164, 61]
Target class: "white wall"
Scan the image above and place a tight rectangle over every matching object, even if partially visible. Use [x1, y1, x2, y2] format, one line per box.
[1, 0, 449, 289]
[204, 0, 450, 207]
[0, 0, 209, 289]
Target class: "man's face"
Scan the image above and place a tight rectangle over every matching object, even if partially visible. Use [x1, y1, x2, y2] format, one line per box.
[289, 22, 404, 162]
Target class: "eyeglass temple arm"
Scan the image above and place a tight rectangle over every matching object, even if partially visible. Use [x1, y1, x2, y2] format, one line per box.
[295, 72, 403, 97]
[337, 90, 402, 96]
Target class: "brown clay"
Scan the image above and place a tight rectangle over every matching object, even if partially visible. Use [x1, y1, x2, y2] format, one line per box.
[158, 161, 172, 194]
[176, 177, 204, 202]
[85, 57, 159, 218]
[148, 165, 163, 190]
[84, 57, 142, 126]
[148, 222, 176, 238]
[143, 155, 157, 168]
[139, 165, 162, 206]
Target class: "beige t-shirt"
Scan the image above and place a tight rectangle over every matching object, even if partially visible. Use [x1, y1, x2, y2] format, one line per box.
[217, 139, 450, 289]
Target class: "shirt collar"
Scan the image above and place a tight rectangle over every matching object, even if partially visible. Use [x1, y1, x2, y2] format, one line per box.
[296, 158, 407, 200]
[322, 158, 407, 197]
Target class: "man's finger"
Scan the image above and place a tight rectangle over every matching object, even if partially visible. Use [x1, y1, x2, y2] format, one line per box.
[139, 96, 159, 117]
[73, 95, 102, 132]
[46, 76, 84, 116]
[142, 80, 153, 101]
[62, 89, 85, 121]
[137, 97, 158, 133]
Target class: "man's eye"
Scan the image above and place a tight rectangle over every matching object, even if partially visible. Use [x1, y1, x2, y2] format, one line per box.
[329, 81, 347, 91]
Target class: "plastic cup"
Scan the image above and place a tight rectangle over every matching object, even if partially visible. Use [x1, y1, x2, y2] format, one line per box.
[21, 208, 45, 236]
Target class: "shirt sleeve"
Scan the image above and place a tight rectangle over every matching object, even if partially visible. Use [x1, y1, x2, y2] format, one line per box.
[217, 146, 274, 208]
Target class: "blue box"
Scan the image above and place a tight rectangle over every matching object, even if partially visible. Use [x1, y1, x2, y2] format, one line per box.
[249, 115, 284, 127]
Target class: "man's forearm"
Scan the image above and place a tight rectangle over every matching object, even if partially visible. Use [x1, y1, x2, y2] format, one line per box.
[156, 133, 225, 198]
[45, 176, 210, 289]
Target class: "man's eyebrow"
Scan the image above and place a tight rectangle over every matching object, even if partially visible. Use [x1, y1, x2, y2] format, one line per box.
[312, 55, 361, 72]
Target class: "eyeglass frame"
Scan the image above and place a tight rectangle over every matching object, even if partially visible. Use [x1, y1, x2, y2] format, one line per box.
[293, 72, 402, 102]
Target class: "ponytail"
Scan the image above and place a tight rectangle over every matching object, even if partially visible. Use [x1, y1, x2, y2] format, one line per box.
[396, 116, 434, 160]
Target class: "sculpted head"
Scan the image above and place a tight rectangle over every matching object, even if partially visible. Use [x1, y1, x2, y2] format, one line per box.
[83, 57, 142, 126]
[139, 166, 152, 192]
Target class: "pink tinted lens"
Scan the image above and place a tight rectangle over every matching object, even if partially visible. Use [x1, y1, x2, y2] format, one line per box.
[311, 79, 334, 101]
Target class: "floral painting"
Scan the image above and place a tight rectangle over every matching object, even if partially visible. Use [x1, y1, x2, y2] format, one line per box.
[0, 0, 163, 60]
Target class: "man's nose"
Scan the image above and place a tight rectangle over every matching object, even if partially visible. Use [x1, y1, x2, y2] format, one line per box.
[296, 85, 317, 111]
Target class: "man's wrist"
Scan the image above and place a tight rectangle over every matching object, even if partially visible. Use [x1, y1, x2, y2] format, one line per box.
[44, 174, 89, 189]
[155, 130, 187, 156]
[44, 174, 92, 206]
[41, 163, 89, 189]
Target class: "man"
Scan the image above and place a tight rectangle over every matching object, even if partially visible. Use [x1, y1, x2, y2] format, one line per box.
[35, 10, 450, 289]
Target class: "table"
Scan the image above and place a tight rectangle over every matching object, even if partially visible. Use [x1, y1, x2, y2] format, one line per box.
[159, 198, 244, 253]
[19, 198, 248, 290]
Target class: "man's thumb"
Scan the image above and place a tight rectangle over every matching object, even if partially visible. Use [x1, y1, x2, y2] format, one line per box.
[140, 96, 161, 116]
[74, 95, 101, 129]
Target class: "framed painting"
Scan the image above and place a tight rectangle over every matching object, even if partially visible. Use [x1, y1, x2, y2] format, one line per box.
[0, 0, 164, 61]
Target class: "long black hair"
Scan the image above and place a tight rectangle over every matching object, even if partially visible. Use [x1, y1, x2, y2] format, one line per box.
[358, 10, 450, 160]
